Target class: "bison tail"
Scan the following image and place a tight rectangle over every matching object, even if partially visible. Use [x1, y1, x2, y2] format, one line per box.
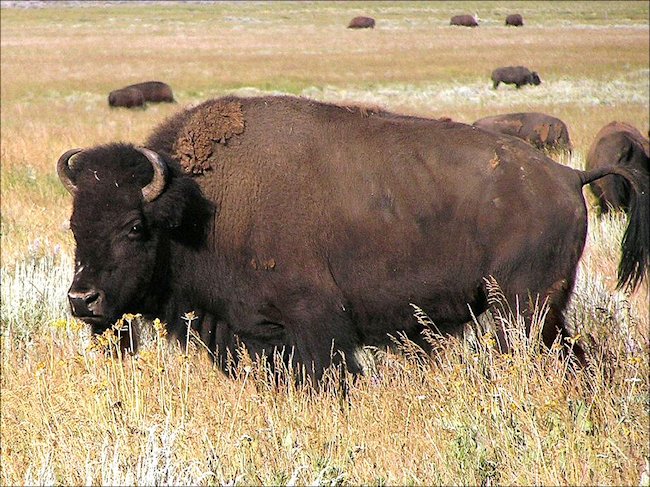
[578, 165, 649, 291]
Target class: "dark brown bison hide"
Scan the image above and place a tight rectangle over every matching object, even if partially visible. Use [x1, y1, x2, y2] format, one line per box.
[108, 87, 145, 108]
[122, 81, 175, 103]
[473, 112, 573, 154]
[450, 14, 478, 27]
[505, 14, 524, 26]
[348, 16, 375, 29]
[586, 121, 650, 214]
[491, 66, 541, 89]
[59, 96, 649, 380]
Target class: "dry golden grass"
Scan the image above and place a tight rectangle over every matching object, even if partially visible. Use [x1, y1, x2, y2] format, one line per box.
[1, 1, 649, 485]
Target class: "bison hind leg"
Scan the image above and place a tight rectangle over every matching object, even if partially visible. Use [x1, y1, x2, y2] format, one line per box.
[489, 276, 586, 367]
[543, 302, 587, 367]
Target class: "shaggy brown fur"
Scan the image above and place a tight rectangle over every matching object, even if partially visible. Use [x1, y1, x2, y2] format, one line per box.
[172, 100, 245, 174]
[450, 14, 478, 27]
[108, 87, 145, 108]
[59, 95, 649, 381]
[586, 121, 650, 214]
[348, 16, 375, 29]
[505, 14, 524, 26]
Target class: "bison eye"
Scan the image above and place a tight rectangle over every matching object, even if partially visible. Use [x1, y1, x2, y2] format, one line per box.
[127, 222, 145, 240]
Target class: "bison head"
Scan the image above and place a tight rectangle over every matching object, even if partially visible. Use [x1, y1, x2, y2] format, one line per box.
[530, 72, 541, 86]
[57, 143, 213, 334]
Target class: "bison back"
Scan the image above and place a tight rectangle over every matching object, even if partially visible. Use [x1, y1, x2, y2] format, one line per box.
[145, 95, 589, 343]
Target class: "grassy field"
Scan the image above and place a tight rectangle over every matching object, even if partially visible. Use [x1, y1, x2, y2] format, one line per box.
[1, 1, 649, 485]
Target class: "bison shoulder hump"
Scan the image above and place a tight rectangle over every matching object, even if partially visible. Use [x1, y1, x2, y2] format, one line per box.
[172, 100, 245, 175]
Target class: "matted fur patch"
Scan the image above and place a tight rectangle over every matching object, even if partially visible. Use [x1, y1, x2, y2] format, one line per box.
[173, 100, 245, 174]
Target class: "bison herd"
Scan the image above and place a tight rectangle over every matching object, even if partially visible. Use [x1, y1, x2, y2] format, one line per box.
[69, 12, 648, 384]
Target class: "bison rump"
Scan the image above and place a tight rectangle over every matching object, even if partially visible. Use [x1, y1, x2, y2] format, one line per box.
[108, 87, 145, 108]
[125, 81, 175, 103]
[505, 14, 524, 26]
[586, 121, 650, 214]
[348, 16, 375, 28]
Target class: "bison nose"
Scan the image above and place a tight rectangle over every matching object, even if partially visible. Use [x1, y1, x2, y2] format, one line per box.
[68, 289, 105, 317]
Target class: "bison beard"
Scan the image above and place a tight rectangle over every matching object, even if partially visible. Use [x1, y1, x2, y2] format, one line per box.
[58, 95, 650, 382]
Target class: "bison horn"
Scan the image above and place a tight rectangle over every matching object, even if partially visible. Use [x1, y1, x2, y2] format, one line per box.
[136, 147, 168, 202]
[57, 148, 83, 195]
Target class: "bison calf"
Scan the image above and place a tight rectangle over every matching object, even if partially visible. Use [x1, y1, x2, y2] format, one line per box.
[491, 66, 541, 89]
[348, 16, 375, 29]
[108, 87, 145, 109]
[473, 112, 572, 154]
[505, 14, 524, 26]
[586, 121, 650, 214]
[450, 14, 479, 27]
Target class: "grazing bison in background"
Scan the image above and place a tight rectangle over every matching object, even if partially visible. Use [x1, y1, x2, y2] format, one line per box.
[57, 95, 649, 381]
[491, 66, 541, 89]
[505, 14, 524, 26]
[108, 81, 175, 108]
[450, 14, 479, 27]
[125, 81, 175, 103]
[473, 112, 573, 154]
[348, 16, 375, 29]
[108, 87, 145, 109]
[586, 121, 650, 214]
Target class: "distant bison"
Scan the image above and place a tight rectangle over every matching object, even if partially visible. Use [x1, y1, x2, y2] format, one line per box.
[123, 81, 175, 103]
[450, 14, 478, 27]
[473, 112, 572, 154]
[586, 121, 650, 214]
[108, 87, 145, 109]
[348, 16, 375, 29]
[505, 14, 524, 26]
[491, 66, 541, 89]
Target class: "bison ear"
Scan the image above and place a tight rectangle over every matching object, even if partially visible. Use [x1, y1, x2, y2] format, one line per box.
[143, 176, 214, 243]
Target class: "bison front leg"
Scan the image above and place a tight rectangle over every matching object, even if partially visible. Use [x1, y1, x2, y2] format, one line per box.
[282, 297, 363, 383]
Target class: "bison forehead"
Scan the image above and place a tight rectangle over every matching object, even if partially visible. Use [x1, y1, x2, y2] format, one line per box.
[173, 100, 245, 175]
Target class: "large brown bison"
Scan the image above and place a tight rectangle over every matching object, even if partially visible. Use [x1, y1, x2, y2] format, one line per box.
[57, 96, 648, 380]
[586, 121, 650, 214]
[348, 16, 375, 29]
[108, 87, 145, 109]
[491, 66, 541, 89]
[473, 112, 573, 154]
[505, 14, 524, 26]
[450, 14, 479, 27]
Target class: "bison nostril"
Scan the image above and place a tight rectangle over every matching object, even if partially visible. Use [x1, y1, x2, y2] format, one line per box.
[68, 289, 104, 316]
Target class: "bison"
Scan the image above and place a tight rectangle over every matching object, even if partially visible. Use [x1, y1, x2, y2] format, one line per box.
[57, 95, 649, 381]
[505, 14, 524, 26]
[586, 121, 650, 214]
[450, 14, 479, 27]
[491, 66, 541, 89]
[348, 16, 375, 29]
[108, 87, 145, 109]
[473, 112, 573, 154]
